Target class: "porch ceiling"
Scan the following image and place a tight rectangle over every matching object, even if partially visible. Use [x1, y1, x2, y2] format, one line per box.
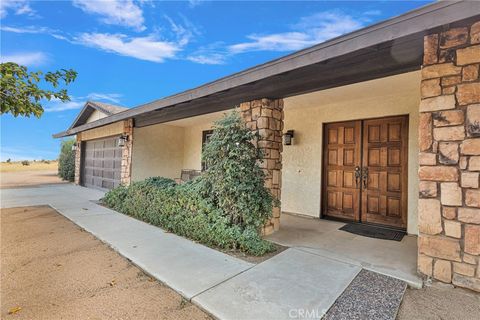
[53, 1, 480, 138]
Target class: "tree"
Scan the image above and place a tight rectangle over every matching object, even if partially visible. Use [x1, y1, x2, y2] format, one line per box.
[0, 62, 77, 118]
[58, 139, 76, 182]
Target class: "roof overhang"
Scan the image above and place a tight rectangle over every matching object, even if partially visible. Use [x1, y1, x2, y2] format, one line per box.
[53, 0, 480, 138]
[67, 101, 127, 130]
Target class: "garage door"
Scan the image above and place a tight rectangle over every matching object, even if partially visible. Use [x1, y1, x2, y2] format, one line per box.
[81, 137, 122, 190]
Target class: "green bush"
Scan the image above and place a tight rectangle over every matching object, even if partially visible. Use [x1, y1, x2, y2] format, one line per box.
[58, 139, 75, 181]
[102, 110, 276, 256]
[21, 160, 30, 166]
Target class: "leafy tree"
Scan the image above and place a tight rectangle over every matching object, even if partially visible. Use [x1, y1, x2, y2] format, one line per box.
[58, 139, 75, 182]
[201, 110, 276, 229]
[0, 62, 77, 118]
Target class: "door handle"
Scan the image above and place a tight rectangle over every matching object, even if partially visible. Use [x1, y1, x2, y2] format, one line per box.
[354, 166, 361, 188]
[362, 167, 369, 189]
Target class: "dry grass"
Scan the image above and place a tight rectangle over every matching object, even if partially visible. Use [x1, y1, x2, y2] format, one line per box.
[0, 161, 58, 172]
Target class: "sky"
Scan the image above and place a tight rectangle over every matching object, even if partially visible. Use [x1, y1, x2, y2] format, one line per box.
[0, 0, 431, 161]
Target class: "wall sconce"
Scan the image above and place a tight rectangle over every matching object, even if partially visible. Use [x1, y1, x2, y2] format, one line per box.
[283, 130, 294, 145]
[118, 135, 128, 147]
[71, 142, 79, 151]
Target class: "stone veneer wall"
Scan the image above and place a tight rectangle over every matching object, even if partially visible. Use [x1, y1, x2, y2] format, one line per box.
[240, 99, 284, 235]
[73, 119, 134, 186]
[74, 134, 82, 185]
[418, 20, 480, 292]
[120, 119, 134, 186]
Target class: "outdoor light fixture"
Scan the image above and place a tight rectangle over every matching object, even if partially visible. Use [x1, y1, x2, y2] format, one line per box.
[71, 142, 78, 151]
[283, 130, 294, 145]
[118, 135, 128, 147]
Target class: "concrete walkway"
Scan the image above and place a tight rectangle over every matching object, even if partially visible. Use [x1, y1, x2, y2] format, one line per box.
[0, 184, 403, 319]
[266, 214, 422, 288]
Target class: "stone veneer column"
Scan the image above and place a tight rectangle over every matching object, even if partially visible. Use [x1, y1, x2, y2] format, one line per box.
[418, 20, 480, 292]
[120, 119, 134, 186]
[240, 98, 284, 235]
[74, 133, 82, 185]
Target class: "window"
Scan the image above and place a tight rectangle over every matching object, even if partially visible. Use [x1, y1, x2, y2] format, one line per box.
[201, 130, 213, 171]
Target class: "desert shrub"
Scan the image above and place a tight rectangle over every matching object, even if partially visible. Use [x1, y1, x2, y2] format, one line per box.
[6, 158, 11, 163]
[58, 139, 75, 181]
[102, 110, 276, 256]
[21, 160, 30, 166]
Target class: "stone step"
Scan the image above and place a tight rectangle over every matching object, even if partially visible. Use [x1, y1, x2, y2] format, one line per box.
[323, 269, 407, 320]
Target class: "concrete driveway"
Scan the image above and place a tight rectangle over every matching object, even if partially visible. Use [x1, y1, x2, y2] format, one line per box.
[1, 184, 406, 319]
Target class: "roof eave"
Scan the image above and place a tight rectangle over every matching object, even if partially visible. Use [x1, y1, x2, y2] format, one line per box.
[53, 0, 480, 138]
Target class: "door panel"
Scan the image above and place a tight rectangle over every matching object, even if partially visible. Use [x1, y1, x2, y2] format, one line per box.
[81, 137, 122, 190]
[323, 121, 362, 221]
[361, 116, 408, 229]
[322, 115, 408, 230]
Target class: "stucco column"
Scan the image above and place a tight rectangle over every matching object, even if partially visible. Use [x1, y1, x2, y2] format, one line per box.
[240, 98, 284, 235]
[418, 19, 480, 292]
[120, 119, 134, 186]
[74, 134, 82, 185]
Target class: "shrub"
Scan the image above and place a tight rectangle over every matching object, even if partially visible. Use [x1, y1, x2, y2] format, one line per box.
[21, 160, 30, 166]
[202, 110, 276, 230]
[58, 139, 75, 181]
[6, 158, 11, 163]
[102, 110, 276, 256]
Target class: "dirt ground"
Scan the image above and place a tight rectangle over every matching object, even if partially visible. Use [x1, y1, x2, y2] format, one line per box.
[397, 282, 480, 319]
[0, 161, 58, 172]
[1, 206, 211, 320]
[0, 170, 65, 188]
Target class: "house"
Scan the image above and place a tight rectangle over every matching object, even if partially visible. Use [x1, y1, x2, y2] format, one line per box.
[54, 1, 480, 292]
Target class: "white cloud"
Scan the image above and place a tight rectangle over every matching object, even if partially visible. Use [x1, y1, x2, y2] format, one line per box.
[0, 25, 52, 34]
[187, 53, 226, 65]
[87, 93, 123, 103]
[44, 92, 124, 112]
[43, 98, 85, 112]
[0, 0, 36, 19]
[76, 32, 181, 62]
[188, 0, 205, 8]
[229, 32, 317, 54]
[72, 0, 146, 31]
[0, 52, 47, 66]
[228, 11, 363, 54]
[364, 10, 381, 16]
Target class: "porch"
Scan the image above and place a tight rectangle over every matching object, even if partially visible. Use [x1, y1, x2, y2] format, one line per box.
[266, 213, 422, 288]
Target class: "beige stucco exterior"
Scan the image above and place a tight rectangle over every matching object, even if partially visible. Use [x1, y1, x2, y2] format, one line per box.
[127, 72, 421, 234]
[86, 109, 108, 123]
[131, 124, 185, 181]
[282, 71, 421, 234]
[78, 121, 125, 141]
[130, 111, 226, 181]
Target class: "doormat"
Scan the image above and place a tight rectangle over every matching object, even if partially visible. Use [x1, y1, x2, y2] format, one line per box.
[339, 223, 405, 241]
[323, 269, 407, 320]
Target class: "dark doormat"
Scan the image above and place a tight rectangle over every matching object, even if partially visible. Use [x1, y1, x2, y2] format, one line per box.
[324, 269, 407, 320]
[339, 223, 406, 241]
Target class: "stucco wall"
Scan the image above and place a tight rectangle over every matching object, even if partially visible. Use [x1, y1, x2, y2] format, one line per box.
[182, 123, 215, 170]
[131, 124, 185, 181]
[86, 110, 107, 123]
[78, 121, 124, 141]
[282, 71, 421, 234]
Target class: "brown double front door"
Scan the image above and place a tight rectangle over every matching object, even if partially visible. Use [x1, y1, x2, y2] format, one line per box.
[322, 115, 408, 229]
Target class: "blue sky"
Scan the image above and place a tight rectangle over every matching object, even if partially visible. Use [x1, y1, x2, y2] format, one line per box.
[0, 0, 431, 160]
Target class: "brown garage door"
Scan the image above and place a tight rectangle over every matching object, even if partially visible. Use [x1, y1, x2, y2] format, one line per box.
[81, 137, 122, 190]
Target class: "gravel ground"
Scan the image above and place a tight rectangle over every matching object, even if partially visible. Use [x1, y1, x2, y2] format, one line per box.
[1, 205, 211, 320]
[397, 282, 480, 320]
[324, 269, 406, 320]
